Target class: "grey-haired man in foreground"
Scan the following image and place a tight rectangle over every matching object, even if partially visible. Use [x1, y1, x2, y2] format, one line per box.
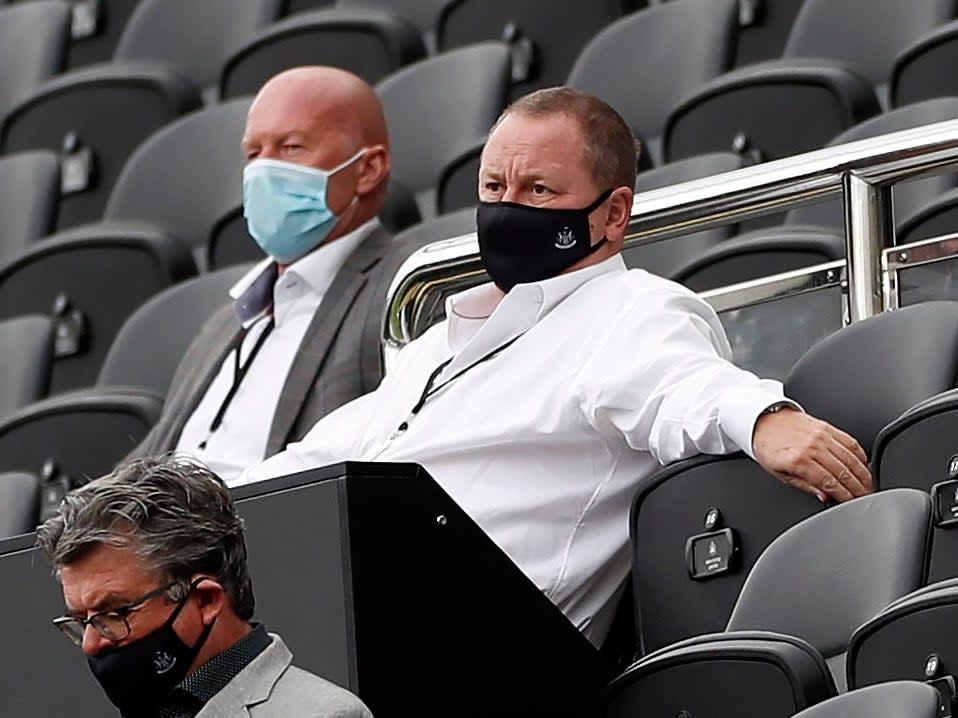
[36, 455, 372, 718]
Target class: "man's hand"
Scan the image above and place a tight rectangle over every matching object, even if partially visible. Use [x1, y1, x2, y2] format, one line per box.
[752, 407, 873, 503]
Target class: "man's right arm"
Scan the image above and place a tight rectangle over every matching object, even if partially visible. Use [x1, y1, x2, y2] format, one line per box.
[240, 381, 383, 484]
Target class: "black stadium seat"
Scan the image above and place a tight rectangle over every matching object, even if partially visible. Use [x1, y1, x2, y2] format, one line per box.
[56, 0, 143, 69]
[848, 580, 958, 698]
[0, 265, 248, 493]
[339, 0, 448, 51]
[0, 223, 196, 393]
[375, 43, 511, 218]
[785, 98, 958, 231]
[113, 0, 284, 92]
[614, 489, 931, 716]
[0, 316, 53, 420]
[0, 0, 288, 231]
[732, 0, 806, 67]
[665, 0, 956, 164]
[892, 19, 958, 107]
[672, 225, 846, 380]
[100, 264, 250, 397]
[785, 301, 958, 456]
[628, 152, 744, 277]
[0, 388, 162, 485]
[672, 226, 845, 292]
[793, 683, 939, 718]
[438, 0, 631, 99]
[219, 8, 427, 99]
[0, 151, 60, 265]
[0, 65, 201, 231]
[0, 471, 40, 539]
[630, 453, 824, 654]
[0, 1, 70, 121]
[566, 0, 738, 164]
[872, 385, 958, 583]
[631, 301, 958, 655]
[101, 98, 254, 270]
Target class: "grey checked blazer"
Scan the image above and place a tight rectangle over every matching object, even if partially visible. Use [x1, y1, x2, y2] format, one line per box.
[130, 223, 393, 461]
[197, 634, 373, 718]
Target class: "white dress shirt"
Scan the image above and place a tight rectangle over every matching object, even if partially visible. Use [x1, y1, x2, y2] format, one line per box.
[243, 253, 793, 646]
[175, 221, 375, 483]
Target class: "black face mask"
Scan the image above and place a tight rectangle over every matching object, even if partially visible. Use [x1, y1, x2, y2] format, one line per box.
[476, 189, 614, 292]
[88, 583, 214, 717]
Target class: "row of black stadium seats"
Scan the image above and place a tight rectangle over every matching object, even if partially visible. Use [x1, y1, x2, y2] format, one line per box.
[7, 0, 958, 246]
[0, 0, 811, 90]
[611, 487, 958, 717]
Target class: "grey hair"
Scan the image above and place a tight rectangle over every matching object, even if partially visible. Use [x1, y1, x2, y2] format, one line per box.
[35, 455, 255, 620]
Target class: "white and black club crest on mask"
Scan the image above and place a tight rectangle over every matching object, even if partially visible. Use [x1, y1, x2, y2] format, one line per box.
[554, 226, 576, 249]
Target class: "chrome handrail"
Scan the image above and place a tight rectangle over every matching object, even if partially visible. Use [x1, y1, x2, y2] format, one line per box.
[383, 117, 958, 362]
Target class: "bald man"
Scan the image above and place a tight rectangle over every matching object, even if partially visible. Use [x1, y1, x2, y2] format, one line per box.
[130, 67, 394, 483]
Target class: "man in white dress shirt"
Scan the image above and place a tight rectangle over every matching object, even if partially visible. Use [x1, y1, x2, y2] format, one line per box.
[242, 88, 873, 645]
[130, 67, 395, 482]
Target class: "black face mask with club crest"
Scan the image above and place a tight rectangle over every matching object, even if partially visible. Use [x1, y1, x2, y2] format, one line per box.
[476, 189, 614, 292]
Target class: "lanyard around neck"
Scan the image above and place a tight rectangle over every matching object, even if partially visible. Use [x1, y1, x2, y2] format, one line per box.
[410, 334, 522, 417]
[198, 316, 276, 449]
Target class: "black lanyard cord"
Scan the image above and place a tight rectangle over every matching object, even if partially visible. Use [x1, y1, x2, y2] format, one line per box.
[200, 317, 276, 447]
[409, 335, 522, 417]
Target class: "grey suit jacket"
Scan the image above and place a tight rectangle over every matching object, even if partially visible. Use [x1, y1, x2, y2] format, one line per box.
[131, 222, 393, 460]
[198, 634, 373, 718]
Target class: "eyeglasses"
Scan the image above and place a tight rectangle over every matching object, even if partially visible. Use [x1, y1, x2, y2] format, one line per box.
[52, 579, 181, 646]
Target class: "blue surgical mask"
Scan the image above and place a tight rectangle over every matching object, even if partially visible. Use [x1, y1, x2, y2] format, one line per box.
[242, 148, 367, 264]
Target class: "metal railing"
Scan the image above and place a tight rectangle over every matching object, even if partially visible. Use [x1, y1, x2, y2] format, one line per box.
[382, 118, 958, 367]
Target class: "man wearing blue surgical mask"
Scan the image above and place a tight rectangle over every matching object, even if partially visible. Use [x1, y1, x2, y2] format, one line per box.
[129, 67, 394, 484]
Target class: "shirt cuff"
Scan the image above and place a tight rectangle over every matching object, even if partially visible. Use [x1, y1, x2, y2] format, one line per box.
[717, 379, 803, 460]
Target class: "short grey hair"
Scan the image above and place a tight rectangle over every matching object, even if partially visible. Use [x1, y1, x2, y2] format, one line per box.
[36, 455, 255, 620]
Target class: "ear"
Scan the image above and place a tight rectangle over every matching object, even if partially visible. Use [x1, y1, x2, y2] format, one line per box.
[355, 145, 390, 197]
[190, 576, 227, 626]
[602, 186, 634, 250]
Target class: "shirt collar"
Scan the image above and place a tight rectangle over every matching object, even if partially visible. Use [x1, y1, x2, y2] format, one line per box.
[444, 254, 627, 356]
[229, 219, 379, 328]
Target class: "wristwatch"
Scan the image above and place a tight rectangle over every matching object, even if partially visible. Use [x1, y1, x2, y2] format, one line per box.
[761, 401, 792, 415]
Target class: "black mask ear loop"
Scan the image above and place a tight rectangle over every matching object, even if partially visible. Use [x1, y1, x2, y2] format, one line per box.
[168, 578, 216, 652]
[583, 188, 616, 255]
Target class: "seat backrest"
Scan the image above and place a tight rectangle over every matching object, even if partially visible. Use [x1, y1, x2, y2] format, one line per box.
[0, 472, 39, 539]
[784, 0, 956, 87]
[0, 1, 69, 119]
[672, 226, 845, 291]
[99, 264, 250, 396]
[628, 152, 743, 277]
[0, 316, 53, 420]
[64, 0, 143, 69]
[0, 151, 59, 265]
[375, 43, 510, 215]
[104, 98, 254, 269]
[114, 0, 285, 88]
[566, 0, 737, 153]
[728, 489, 931, 660]
[892, 20, 958, 107]
[785, 301, 958, 454]
[439, 0, 627, 98]
[733, 0, 805, 66]
[631, 453, 824, 654]
[339, 0, 450, 48]
[0, 223, 196, 393]
[219, 8, 427, 100]
[792, 682, 939, 718]
[787, 98, 958, 229]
